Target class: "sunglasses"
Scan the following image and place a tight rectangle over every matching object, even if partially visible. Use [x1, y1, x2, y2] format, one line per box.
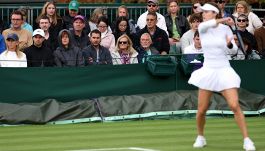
[193, 6, 198, 9]
[215, 0, 225, 3]
[119, 41, 128, 44]
[146, 18, 155, 22]
[148, 4, 157, 7]
[237, 19, 247, 22]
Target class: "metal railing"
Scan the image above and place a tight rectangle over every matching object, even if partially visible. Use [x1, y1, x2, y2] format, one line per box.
[1, 3, 263, 29]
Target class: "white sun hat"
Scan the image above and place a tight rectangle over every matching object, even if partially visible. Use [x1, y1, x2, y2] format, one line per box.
[200, 3, 219, 14]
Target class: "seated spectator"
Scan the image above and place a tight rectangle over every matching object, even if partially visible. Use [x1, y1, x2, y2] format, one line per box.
[136, 12, 170, 55]
[70, 15, 90, 50]
[187, 1, 202, 22]
[233, 37, 261, 60]
[113, 16, 135, 43]
[236, 14, 258, 50]
[254, 16, 265, 57]
[54, 29, 84, 67]
[97, 16, 116, 52]
[0, 34, 6, 54]
[216, 0, 233, 18]
[111, 5, 138, 34]
[137, 0, 168, 34]
[83, 29, 112, 65]
[111, 34, 138, 65]
[136, 33, 159, 63]
[38, 16, 58, 51]
[88, 8, 105, 31]
[63, 0, 90, 35]
[24, 29, 54, 67]
[232, 0, 262, 34]
[184, 31, 203, 54]
[36, 1, 63, 42]
[0, 33, 27, 67]
[17, 8, 33, 33]
[2, 10, 33, 51]
[180, 13, 202, 52]
[165, 0, 190, 54]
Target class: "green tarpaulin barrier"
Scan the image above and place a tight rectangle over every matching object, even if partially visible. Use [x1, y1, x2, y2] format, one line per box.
[0, 59, 265, 124]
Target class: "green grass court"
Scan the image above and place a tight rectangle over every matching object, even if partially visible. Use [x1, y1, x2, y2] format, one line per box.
[0, 117, 264, 151]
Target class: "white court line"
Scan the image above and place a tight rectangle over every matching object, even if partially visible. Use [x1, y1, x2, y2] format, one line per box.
[69, 147, 159, 151]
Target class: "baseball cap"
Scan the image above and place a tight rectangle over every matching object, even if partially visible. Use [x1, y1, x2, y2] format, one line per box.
[148, 0, 159, 5]
[69, 0, 80, 11]
[33, 29, 45, 38]
[200, 3, 219, 14]
[73, 15, 85, 22]
[6, 33, 19, 41]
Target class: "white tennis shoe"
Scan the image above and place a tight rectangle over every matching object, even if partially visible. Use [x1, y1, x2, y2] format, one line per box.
[193, 135, 207, 148]
[243, 137, 256, 151]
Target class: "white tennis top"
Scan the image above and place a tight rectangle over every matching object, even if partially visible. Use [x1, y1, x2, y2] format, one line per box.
[188, 19, 241, 91]
[0, 50, 27, 67]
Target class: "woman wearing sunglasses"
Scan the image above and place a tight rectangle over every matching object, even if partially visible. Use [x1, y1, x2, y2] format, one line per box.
[236, 14, 258, 51]
[111, 34, 138, 65]
[215, 0, 233, 18]
[188, 2, 256, 151]
[187, 1, 202, 22]
[232, 0, 262, 34]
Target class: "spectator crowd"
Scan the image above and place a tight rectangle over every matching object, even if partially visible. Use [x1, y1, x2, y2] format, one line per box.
[0, 0, 264, 67]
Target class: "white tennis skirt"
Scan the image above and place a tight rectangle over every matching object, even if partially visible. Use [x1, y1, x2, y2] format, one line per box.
[188, 66, 241, 92]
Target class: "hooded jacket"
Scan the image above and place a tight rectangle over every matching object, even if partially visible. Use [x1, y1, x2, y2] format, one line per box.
[54, 29, 84, 67]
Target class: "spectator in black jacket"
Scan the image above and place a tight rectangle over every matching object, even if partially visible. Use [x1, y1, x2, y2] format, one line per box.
[24, 29, 54, 67]
[38, 16, 58, 52]
[70, 15, 90, 50]
[236, 14, 258, 51]
[136, 12, 169, 55]
[83, 29, 112, 65]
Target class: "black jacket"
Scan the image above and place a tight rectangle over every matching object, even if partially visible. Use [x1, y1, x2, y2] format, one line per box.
[136, 26, 170, 54]
[164, 14, 190, 38]
[24, 44, 54, 67]
[43, 30, 58, 52]
[70, 29, 90, 50]
[82, 45, 112, 65]
[238, 30, 258, 50]
[50, 18, 64, 41]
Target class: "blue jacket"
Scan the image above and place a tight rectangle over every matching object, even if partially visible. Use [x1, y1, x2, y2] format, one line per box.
[0, 34, 6, 54]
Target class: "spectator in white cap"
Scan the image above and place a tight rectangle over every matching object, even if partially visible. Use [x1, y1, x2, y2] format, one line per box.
[0, 33, 27, 67]
[24, 29, 54, 67]
[63, 0, 90, 35]
[188, 2, 256, 151]
[136, 0, 168, 34]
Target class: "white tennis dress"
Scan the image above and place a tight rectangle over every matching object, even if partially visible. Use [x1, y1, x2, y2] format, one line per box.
[188, 19, 240, 92]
